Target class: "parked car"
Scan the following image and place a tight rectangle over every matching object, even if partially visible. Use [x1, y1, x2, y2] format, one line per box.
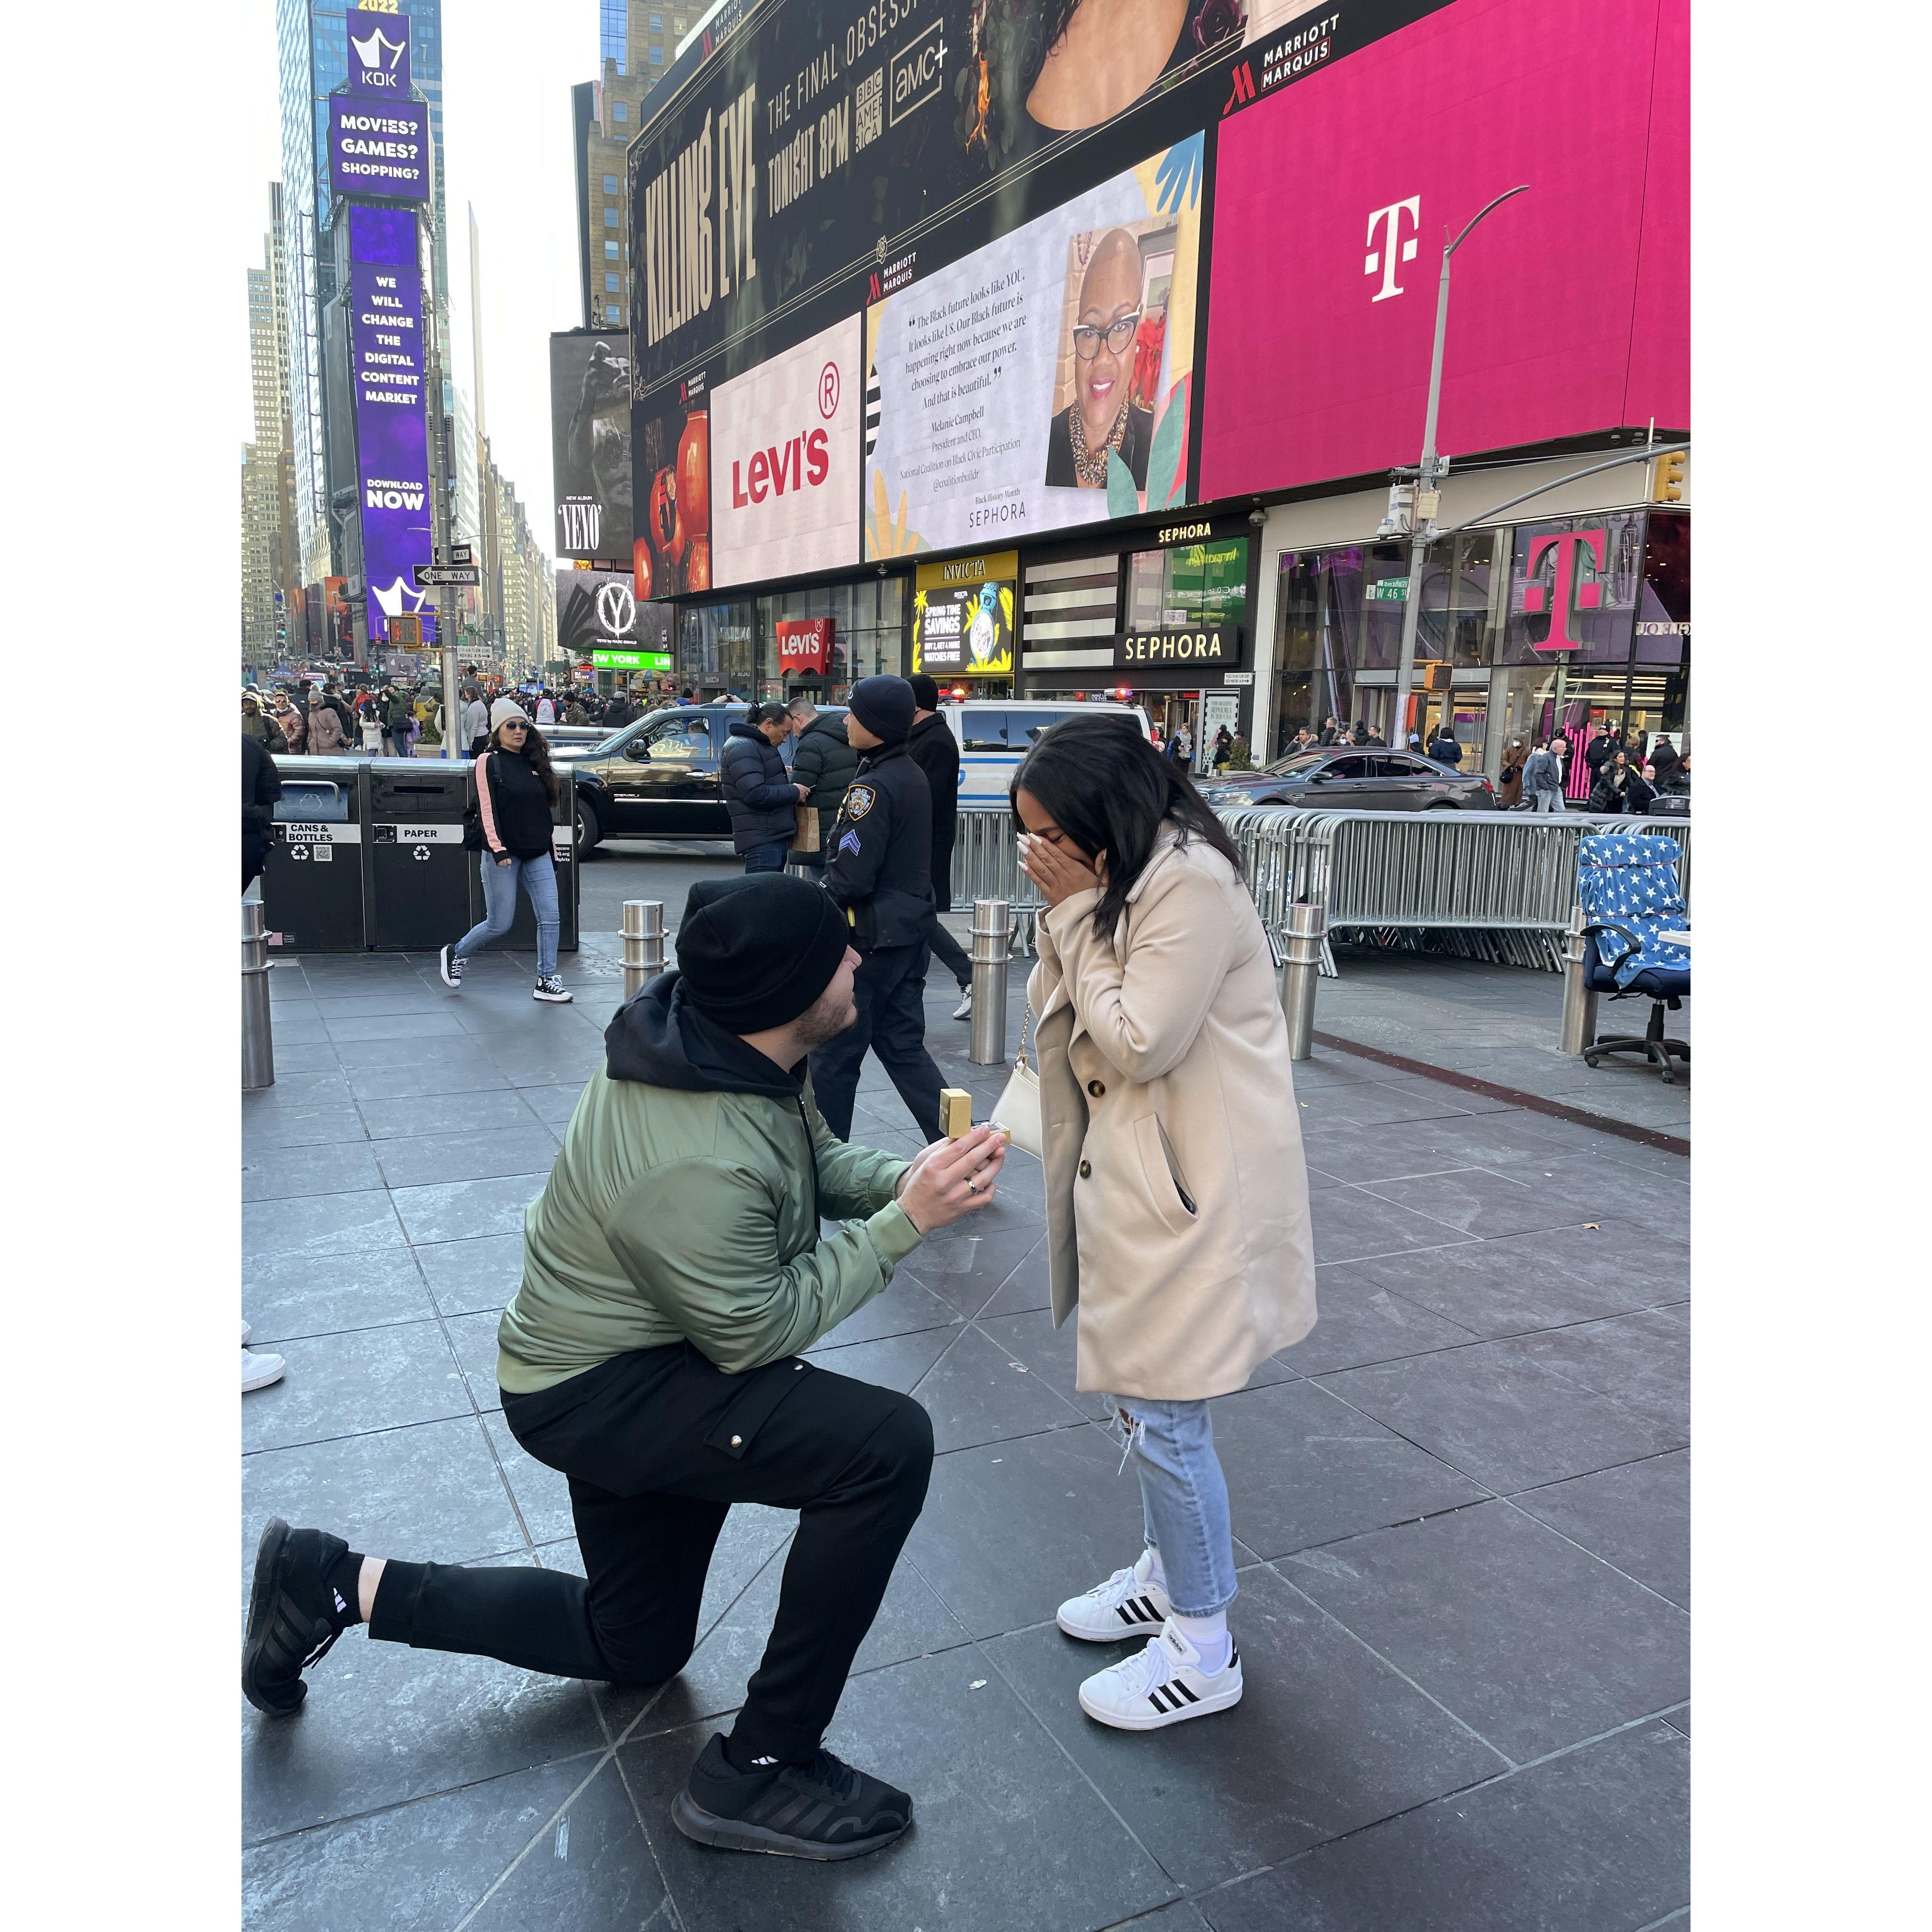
[943, 700, 1152, 806]
[562, 703, 848, 853]
[1198, 748, 1497, 812]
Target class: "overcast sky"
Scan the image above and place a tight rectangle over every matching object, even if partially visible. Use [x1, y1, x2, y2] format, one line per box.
[233, 1, 597, 560]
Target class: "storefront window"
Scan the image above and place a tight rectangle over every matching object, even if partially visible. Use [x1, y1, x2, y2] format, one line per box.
[752, 575, 908, 704]
[677, 601, 757, 696]
[1126, 537, 1249, 631]
[1632, 512, 1690, 759]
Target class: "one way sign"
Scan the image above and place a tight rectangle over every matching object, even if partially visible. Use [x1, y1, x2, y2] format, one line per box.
[418, 565, 480, 586]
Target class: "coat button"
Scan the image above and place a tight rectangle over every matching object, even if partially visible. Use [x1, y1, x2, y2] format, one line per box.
[729, 1435, 742, 1447]
[1087, 1079, 1105, 1097]
[1078, 1159, 1092, 1178]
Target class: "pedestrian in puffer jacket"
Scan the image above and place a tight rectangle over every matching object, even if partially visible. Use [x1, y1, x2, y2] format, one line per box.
[789, 702, 860, 856]
[305, 694, 349, 753]
[720, 707, 807, 870]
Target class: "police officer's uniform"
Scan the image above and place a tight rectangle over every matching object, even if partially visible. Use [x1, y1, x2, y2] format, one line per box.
[808, 735, 945, 1145]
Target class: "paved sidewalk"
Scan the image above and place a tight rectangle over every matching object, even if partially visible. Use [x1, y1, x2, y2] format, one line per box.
[242, 936, 1689, 1932]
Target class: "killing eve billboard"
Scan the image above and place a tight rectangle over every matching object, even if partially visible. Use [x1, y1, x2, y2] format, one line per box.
[628, 0, 1247, 390]
[633, 379, 711, 600]
[347, 204, 434, 644]
[865, 135, 1201, 560]
[551, 332, 633, 561]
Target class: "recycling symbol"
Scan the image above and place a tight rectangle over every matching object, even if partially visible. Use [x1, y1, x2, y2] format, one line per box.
[412, 845, 431, 862]
[289, 846, 310, 862]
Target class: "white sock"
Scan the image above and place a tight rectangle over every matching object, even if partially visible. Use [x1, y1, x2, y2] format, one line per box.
[1136, 1545, 1166, 1591]
[1170, 1609, 1230, 1673]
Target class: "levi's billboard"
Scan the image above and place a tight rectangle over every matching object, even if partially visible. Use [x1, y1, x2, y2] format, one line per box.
[1199, 0, 1688, 500]
[710, 314, 861, 588]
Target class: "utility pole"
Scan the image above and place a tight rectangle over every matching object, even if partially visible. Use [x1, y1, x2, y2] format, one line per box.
[426, 260, 460, 757]
[1388, 185, 1529, 750]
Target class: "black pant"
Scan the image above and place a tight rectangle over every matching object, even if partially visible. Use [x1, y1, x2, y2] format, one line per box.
[368, 1344, 933, 1765]
[808, 942, 944, 1144]
[923, 908, 971, 989]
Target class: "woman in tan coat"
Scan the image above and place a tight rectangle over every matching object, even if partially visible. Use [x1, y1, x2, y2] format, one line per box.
[1013, 715, 1316, 1734]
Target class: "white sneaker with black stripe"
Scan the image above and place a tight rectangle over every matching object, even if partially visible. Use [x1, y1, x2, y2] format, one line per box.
[1077, 1619, 1243, 1732]
[1057, 1549, 1171, 1642]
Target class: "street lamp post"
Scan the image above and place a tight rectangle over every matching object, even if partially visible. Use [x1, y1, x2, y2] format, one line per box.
[1388, 185, 1529, 752]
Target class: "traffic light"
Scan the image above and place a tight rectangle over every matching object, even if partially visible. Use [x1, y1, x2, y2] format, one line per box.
[1650, 450, 1685, 503]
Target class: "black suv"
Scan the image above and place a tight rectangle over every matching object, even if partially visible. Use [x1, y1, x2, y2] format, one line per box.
[561, 703, 848, 853]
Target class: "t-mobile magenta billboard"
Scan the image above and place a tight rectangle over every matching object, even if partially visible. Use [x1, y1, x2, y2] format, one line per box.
[348, 204, 434, 645]
[1199, 0, 1688, 500]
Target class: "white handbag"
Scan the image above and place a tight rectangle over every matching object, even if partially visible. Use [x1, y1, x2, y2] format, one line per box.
[989, 1001, 1044, 1160]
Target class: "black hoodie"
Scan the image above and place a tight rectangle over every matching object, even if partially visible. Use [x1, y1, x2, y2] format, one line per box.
[605, 972, 804, 1100]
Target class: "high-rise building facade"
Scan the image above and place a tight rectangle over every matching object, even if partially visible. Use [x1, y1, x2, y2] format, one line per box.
[277, 0, 447, 587]
[242, 182, 301, 667]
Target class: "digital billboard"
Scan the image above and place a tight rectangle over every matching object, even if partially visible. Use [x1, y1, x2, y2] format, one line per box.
[710, 314, 861, 589]
[344, 5, 414, 97]
[328, 97, 430, 204]
[627, 0, 1246, 391]
[555, 567, 674, 669]
[912, 551, 1016, 678]
[865, 137, 1200, 559]
[551, 332, 633, 561]
[346, 205, 434, 645]
[1199, 0, 1689, 499]
[633, 379, 710, 598]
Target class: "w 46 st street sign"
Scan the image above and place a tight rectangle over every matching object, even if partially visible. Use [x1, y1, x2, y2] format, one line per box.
[417, 564, 480, 586]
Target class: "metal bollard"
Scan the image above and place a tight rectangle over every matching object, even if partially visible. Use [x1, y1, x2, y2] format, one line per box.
[242, 899, 275, 1090]
[1277, 900, 1326, 1061]
[621, 900, 666, 1002]
[968, 897, 1012, 1066]
[1559, 903, 1598, 1055]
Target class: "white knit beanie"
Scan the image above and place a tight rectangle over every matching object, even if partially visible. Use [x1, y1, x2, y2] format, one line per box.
[490, 697, 530, 731]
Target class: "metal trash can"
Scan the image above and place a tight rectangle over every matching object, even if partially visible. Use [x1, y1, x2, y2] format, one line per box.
[261, 756, 366, 952]
[368, 761, 472, 952]
[465, 777, 581, 956]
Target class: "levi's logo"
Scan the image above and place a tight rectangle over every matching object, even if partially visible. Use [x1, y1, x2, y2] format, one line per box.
[731, 428, 831, 507]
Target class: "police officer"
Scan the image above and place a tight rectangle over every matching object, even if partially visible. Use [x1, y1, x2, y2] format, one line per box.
[808, 675, 946, 1144]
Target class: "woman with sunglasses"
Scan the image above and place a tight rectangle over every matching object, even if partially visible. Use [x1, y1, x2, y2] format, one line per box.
[439, 699, 572, 1003]
[1045, 228, 1155, 492]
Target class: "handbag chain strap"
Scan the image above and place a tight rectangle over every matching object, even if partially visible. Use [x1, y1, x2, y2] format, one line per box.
[1015, 999, 1034, 1071]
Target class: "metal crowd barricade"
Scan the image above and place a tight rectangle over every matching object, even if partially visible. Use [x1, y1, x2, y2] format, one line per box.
[951, 804, 1690, 975]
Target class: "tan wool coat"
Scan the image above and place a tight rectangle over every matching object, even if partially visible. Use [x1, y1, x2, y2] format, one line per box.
[1028, 829, 1317, 1401]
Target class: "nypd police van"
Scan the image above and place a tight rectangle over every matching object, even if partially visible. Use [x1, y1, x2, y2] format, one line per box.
[942, 700, 1152, 807]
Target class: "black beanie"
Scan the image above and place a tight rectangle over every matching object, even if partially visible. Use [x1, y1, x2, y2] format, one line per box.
[908, 673, 940, 712]
[676, 875, 851, 1033]
[848, 674, 915, 743]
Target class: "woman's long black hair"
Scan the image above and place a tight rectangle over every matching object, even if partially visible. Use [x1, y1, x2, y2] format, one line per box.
[1011, 713, 1242, 940]
[493, 718, 562, 807]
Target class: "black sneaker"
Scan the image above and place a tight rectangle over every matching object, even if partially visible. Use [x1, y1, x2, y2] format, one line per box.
[670, 1733, 913, 1861]
[242, 1518, 351, 1716]
[439, 944, 463, 989]
[532, 975, 573, 1003]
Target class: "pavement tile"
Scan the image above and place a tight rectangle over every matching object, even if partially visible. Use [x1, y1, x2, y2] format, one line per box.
[344, 1057, 514, 1101]
[243, 1069, 356, 1110]
[1509, 1152, 1690, 1240]
[390, 1171, 547, 1244]
[988, 1564, 1505, 1892]
[445, 1308, 507, 1411]
[308, 991, 453, 1018]
[1512, 1452, 1689, 1610]
[1318, 1336, 1684, 1495]
[1510, 1308, 1690, 1434]
[241, 1753, 631, 1930]
[243, 1188, 405, 1264]
[244, 1246, 434, 1345]
[1357, 1224, 1689, 1337]
[1278, 1260, 1483, 1375]
[898, 1321, 1090, 1453]
[242, 1320, 472, 1454]
[905, 1425, 1154, 1640]
[269, 1041, 345, 1073]
[1295, 1081, 1480, 1127]
[1278, 1500, 1689, 1762]
[371, 1124, 562, 1190]
[973, 1228, 1058, 1317]
[1665, 1703, 1689, 1737]
[478, 1411, 576, 1546]
[355, 1087, 542, 1140]
[518, 1081, 588, 1125]
[899, 1220, 1047, 1317]
[1297, 1116, 1479, 1185]
[1198, 1719, 1689, 1932]
[808, 1270, 965, 1349]
[242, 1416, 527, 1570]
[325, 1011, 472, 1043]
[618, 1650, 1178, 1932]
[414, 1232, 527, 1317]
[242, 1101, 370, 1151]
[331, 1032, 505, 1070]
[242, 1140, 386, 1204]
[1308, 1184, 1476, 1265]
[1210, 1379, 1489, 1559]
[242, 1550, 609, 1843]
[1360, 1166, 1599, 1241]
[801, 1324, 954, 1394]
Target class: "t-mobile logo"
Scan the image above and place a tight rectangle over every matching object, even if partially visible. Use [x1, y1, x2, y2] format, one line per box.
[1522, 530, 1607, 651]
[1365, 198, 1421, 302]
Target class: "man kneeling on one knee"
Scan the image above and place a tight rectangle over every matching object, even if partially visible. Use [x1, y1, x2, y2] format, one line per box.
[243, 874, 1006, 1862]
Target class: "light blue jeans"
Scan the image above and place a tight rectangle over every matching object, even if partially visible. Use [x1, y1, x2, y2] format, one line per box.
[1105, 1395, 1238, 1617]
[453, 851, 559, 977]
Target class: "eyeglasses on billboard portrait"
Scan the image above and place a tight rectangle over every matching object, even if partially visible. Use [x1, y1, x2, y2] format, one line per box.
[1072, 311, 1142, 361]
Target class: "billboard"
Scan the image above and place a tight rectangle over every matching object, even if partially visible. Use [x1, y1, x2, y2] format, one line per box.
[865, 136, 1201, 559]
[555, 567, 674, 668]
[628, 0, 1246, 391]
[328, 97, 430, 204]
[633, 380, 711, 598]
[344, 5, 414, 97]
[551, 332, 633, 561]
[347, 205, 434, 645]
[1199, 0, 1689, 499]
[912, 550, 1015, 677]
[710, 314, 862, 589]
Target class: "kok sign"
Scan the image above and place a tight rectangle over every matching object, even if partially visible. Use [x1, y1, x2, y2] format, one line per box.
[776, 618, 834, 674]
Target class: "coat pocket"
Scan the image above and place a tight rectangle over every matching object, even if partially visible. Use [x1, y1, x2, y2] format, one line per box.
[703, 1356, 817, 1460]
[1132, 1113, 1199, 1236]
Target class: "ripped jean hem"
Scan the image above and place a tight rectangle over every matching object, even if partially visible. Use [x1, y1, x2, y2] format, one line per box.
[1102, 1394, 1239, 1620]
